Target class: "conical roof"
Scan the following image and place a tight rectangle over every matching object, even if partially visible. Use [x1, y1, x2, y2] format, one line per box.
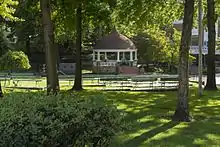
[94, 30, 136, 50]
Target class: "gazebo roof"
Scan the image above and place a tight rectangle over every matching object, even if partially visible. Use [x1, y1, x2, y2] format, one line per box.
[93, 30, 136, 50]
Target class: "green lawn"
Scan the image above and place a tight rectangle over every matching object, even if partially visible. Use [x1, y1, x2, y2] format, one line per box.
[2, 85, 220, 146]
[0, 77, 99, 91]
[61, 88, 220, 147]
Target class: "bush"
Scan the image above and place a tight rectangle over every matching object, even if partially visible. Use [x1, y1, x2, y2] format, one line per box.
[0, 93, 124, 146]
[0, 50, 31, 71]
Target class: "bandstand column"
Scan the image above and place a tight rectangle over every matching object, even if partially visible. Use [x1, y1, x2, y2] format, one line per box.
[135, 51, 138, 60]
[104, 52, 107, 59]
[130, 51, 133, 61]
[93, 51, 95, 60]
[117, 51, 120, 61]
[129, 51, 133, 67]
[97, 51, 100, 61]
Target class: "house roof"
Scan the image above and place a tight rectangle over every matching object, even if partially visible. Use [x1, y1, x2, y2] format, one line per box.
[93, 30, 136, 50]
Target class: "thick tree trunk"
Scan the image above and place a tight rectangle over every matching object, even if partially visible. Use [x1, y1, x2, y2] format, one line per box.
[205, 0, 217, 90]
[0, 82, 3, 97]
[40, 0, 59, 94]
[172, 0, 195, 122]
[72, 3, 83, 91]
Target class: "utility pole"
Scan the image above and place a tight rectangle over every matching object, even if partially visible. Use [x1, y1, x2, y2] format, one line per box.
[198, 0, 203, 96]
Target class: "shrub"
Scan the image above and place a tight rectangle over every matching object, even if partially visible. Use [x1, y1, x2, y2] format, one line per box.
[0, 50, 31, 71]
[0, 92, 124, 146]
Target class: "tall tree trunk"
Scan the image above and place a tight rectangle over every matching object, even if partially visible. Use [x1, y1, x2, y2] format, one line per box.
[205, 0, 217, 90]
[40, 0, 59, 94]
[72, 3, 83, 91]
[0, 82, 3, 97]
[172, 0, 195, 122]
[25, 36, 31, 57]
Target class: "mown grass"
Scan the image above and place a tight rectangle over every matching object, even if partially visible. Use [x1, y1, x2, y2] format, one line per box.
[2, 84, 220, 146]
[64, 88, 220, 147]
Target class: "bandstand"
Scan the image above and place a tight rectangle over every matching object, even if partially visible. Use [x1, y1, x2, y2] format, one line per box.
[92, 30, 138, 74]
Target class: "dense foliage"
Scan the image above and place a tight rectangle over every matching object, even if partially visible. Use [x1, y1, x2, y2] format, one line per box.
[9, 0, 42, 54]
[132, 28, 180, 65]
[0, 0, 18, 20]
[0, 50, 31, 70]
[0, 93, 124, 146]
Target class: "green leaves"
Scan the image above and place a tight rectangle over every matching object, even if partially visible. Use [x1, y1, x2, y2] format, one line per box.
[113, 0, 183, 33]
[0, 93, 124, 146]
[0, 0, 19, 20]
[54, 0, 113, 44]
[0, 50, 31, 71]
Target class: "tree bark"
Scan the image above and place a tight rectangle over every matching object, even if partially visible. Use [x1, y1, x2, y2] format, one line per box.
[40, 0, 59, 94]
[0, 82, 3, 97]
[205, 0, 217, 90]
[72, 3, 83, 91]
[25, 36, 31, 57]
[172, 0, 195, 122]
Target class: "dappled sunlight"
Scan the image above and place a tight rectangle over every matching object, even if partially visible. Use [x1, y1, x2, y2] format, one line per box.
[205, 134, 220, 142]
[214, 122, 220, 125]
[207, 99, 220, 105]
[191, 105, 220, 119]
[117, 103, 128, 110]
[140, 121, 220, 146]
[137, 116, 155, 123]
[125, 125, 159, 141]
[122, 121, 180, 147]
[143, 124, 183, 145]
[193, 138, 208, 146]
[104, 88, 220, 146]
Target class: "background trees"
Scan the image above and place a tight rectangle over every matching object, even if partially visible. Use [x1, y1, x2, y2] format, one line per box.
[54, 0, 114, 91]
[205, 0, 217, 90]
[0, 0, 19, 97]
[8, 0, 42, 57]
[72, 3, 83, 91]
[132, 28, 180, 72]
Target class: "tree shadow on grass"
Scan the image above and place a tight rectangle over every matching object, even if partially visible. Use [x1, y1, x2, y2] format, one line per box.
[145, 120, 220, 147]
[123, 121, 179, 147]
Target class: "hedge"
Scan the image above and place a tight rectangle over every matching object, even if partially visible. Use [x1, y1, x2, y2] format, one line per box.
[0, 92, 124, 146]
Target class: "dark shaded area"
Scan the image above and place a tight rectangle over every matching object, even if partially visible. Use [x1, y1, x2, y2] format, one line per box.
[72, 3, 83, 91]
[0, 83, 3, 97]
[205, 0, 217, 90]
